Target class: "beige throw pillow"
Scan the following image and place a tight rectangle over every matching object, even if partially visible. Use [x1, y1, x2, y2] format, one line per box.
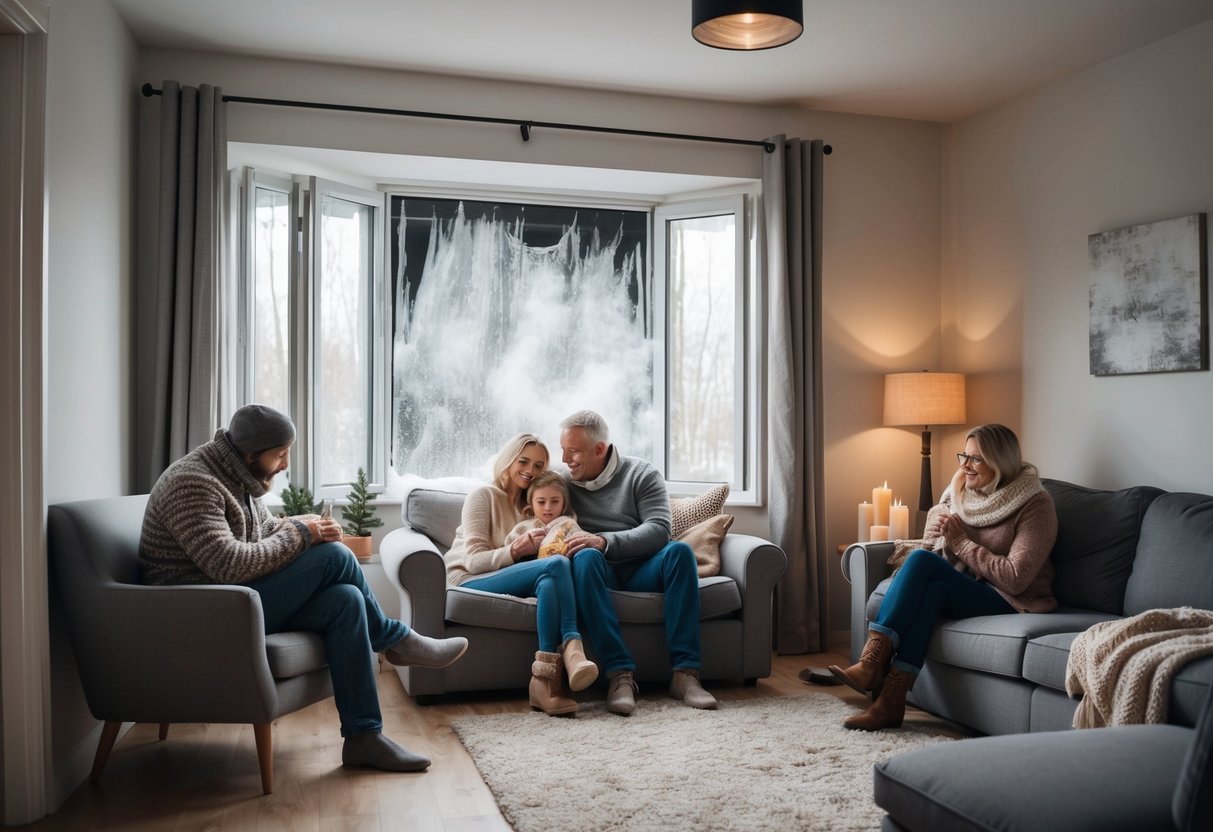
[670, 483, 730, 538]
[676, 514, 734, 578]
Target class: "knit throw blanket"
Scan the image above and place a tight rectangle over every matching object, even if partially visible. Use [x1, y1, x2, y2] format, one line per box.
[1065, 607, 1213, 728]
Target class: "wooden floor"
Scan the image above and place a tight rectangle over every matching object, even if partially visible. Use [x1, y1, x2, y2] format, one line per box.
[32, 649, 963, 831]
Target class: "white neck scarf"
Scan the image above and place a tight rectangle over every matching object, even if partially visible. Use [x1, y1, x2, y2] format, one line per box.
[942, 465, 1044, 527]
[569, 445, 620, 492]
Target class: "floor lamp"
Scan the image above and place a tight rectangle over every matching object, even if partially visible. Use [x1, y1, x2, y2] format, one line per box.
[884, 372, 967, 513]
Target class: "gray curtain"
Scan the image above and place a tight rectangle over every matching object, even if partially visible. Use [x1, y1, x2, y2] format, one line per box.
[763, 136, 827, 654]
[138, 81, 227, 490]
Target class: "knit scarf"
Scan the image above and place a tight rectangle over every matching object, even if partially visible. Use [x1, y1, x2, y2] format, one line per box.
[942, 465, 1044, 528]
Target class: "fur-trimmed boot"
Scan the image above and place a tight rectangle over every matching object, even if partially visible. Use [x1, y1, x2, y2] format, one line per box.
[829, 630, 893, 694]
[529, 651, 578, 716]
[843, 667, 916, 731]
[561, 639, 599, 692]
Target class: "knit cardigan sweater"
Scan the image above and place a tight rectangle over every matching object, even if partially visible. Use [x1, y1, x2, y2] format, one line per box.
[930, 482, 1060, 614]
[140, 429, 311, 585]
[443, 485, 523, 586]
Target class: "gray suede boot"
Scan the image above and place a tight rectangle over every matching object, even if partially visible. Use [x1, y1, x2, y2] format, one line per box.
[607, 670, 638, 716]
[670, 669, 718, 710]
[384, 631, 469, 668]
[342, 732, 430, 772]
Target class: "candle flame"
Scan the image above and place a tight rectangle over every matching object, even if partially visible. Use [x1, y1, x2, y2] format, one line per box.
[883, 481, 888, 488]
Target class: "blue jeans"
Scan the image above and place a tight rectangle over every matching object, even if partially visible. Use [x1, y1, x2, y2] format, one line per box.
[462, 557, 582, 653]
[871, 548, 1014, 674]
[243, 542, 408, 738]
[571, 541, 701, 675]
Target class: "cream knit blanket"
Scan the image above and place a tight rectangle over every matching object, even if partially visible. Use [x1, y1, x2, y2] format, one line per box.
[1065, 607, 1213, 728]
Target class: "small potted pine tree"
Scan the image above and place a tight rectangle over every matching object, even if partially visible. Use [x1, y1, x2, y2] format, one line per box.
[340, 467, 383, 561]
[279, 481, 318, 517]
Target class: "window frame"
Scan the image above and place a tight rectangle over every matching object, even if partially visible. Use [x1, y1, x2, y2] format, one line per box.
[654, 192, 762, 504]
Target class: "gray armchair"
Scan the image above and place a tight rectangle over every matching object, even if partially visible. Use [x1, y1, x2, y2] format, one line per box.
[48, 495, 334, 795]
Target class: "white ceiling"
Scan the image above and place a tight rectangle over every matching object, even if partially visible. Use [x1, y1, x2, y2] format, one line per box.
[110, 0, 1213, 123]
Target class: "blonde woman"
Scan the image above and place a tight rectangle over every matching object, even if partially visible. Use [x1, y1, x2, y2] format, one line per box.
[443, 434, 597, 715]
[830, 424, 1058, 730]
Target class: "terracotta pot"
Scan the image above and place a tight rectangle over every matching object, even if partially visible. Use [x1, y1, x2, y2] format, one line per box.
[342, 534, 374, 560]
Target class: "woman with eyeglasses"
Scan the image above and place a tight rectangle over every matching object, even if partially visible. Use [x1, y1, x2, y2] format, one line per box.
[830, 423, 1058, 730]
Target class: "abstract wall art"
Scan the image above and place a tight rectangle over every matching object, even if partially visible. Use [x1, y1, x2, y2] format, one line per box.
[1088, 213, 1208, 376]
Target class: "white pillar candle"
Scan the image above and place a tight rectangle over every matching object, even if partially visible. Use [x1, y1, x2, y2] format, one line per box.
[869, 525, 890, 542]
[889, 500, 910, 541]
[858, 502, 874, 543]
[872, 482, 893, 526]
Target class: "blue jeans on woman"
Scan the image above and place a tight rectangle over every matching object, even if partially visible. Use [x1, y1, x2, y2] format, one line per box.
[871, 548, 1014, 674]
[243, 542, 408, 738]
[571, 541, 701, 675]
[462, 556, 581, 653]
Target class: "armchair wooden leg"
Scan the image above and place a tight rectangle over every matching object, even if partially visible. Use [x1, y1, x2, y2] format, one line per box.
[253, 723, 273, 795]
[158, 723, 170, 741]
[89, 720, 122, 784]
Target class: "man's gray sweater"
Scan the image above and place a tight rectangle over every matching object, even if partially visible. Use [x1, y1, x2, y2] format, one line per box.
[568, 449, 671, 563]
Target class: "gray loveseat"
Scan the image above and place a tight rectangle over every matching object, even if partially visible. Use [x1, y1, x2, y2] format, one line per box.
[380, 487, 787, 700]
[843, 479, 1213, 736]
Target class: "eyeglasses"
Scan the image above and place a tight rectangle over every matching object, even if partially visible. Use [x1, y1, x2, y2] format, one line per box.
[956, 452, 986, 468]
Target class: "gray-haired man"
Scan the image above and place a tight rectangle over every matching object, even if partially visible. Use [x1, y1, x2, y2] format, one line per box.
[559, 409, 716, 715]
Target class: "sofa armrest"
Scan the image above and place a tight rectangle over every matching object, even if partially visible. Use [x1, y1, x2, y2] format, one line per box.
[842, 541, 895, 663]
[719, 533, 787, 680]
[380, 526, 447, 638]
[72, 583, 278, 724]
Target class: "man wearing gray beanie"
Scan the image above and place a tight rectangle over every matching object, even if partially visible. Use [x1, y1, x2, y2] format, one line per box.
[140, 403, 468, 773]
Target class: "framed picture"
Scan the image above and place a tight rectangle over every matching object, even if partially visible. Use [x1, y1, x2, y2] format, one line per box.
[1089, 213, 1208, 376]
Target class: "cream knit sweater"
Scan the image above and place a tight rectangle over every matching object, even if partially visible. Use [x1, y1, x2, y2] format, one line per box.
[443, 486, 523, 586]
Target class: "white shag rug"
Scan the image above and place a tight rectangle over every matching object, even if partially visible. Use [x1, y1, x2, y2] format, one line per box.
[452, 694, 954, 832]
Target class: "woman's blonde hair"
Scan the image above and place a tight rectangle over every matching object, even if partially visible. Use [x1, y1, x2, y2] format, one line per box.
[967, 423, 1035, 491]
[523, 470, 574, 519]
[491, 433, 549, 510]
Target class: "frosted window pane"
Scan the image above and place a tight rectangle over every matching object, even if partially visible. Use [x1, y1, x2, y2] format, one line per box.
[252, 187, 291, 414]
[390, 199, 652, 478]
[668, 214, 734, 482]
[316, 195, 371, 486]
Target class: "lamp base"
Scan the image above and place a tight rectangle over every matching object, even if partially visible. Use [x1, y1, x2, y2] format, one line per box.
[918, 428, 933, 513]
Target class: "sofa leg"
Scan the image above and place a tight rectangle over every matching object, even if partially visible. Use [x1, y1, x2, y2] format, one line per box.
[158, 723, 170, 741]
[89, 720, 122, 784]
[744, 678, 758, 687]
[254, 723, 273, 795]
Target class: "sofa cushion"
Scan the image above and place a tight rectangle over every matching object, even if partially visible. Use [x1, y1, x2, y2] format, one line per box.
[444, 576, 742, 632]
[670, 483, 729, 537]
[874, 725, 1191, 832]
[927, 612, 1115, 678]
[1043, 479, 1163, 615]
[1022, 631, 1080, 691]
[405, 488, 467, 549]
[1125, 492, 1213, 616]
[264, 631, 329, 679]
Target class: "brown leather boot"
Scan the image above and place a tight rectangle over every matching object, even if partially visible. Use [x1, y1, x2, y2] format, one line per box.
[561, 639, 599, 692]
[529, 651, 578, 716]
[843, 667, 916, 731]
[829, 630, 893, 694]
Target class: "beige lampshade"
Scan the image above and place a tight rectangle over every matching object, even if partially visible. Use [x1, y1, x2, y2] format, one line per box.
[883, 372, 966, 427]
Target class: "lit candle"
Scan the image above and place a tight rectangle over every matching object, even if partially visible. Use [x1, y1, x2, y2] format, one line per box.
[873, 482, 893, 527]
[869, 525, 890, 542]
[889, 500, 910, 541]
[857, 502, 875, 543]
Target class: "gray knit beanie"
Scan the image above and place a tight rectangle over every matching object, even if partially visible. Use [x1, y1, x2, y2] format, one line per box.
[226, 404, 296, 455]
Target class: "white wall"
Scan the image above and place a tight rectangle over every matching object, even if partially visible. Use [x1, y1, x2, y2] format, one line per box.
[943, 20, 1213, 492]
[43, 0, 136, 810]
[138, 49, 945, 642]
[45, 0, 135, 503]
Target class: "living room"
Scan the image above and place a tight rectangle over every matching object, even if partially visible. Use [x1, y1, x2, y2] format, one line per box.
[4, 0, 1213, 827]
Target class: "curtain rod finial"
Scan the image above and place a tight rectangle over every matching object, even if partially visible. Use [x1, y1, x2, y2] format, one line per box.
[141, 83, 156, 97]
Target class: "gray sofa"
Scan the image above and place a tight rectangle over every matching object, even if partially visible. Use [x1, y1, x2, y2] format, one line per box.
[843, 479, 1213, 736]
[380, 487, 787, 700]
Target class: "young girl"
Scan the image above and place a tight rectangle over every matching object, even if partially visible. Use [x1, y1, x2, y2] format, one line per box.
[505, 470, 584, 559]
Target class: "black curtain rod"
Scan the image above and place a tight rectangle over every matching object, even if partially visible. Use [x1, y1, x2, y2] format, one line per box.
[141, 83, 833, 156]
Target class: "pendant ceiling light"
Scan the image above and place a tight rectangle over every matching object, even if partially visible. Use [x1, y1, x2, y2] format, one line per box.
[692, 0, 804, 51]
